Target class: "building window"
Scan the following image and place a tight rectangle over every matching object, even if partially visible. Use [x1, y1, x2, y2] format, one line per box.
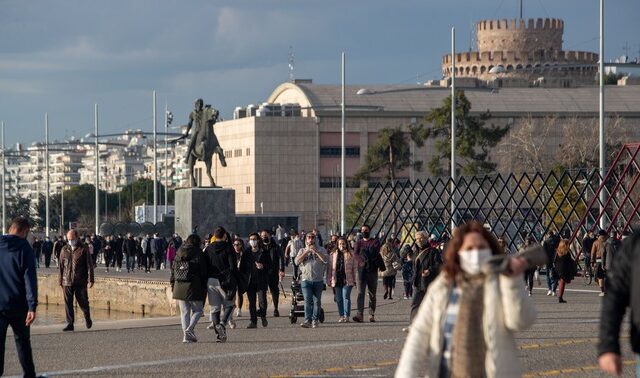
[234, 149, 242, 158]
[246, 186, 251, 194]
[246, 148, 250, 156]
[319, 146, 360, 157]
[224, 150, 232, 159]
[319, 177, 360, 188]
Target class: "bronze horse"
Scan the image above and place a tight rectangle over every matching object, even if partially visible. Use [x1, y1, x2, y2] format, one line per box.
[181, 99, 227, 187]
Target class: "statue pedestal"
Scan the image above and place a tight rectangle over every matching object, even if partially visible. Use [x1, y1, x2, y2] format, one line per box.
[175, 188, 236, 239]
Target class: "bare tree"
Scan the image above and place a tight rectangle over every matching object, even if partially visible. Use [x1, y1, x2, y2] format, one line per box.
[496, 115, 556, 173]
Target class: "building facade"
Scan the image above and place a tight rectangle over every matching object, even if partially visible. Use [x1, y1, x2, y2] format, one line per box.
[194, 81, 640, 235]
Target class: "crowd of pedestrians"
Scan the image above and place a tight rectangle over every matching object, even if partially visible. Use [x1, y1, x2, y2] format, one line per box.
[1, 214, 639, 377]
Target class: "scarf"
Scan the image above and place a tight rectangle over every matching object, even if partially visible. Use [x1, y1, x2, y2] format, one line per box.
[451, 274, 486, 378]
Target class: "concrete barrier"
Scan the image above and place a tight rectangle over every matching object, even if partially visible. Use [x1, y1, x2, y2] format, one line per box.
[38, 274, 176, 316]
[38, 274, 288, 317]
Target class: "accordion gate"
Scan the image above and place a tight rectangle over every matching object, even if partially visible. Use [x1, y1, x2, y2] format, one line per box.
[350, 143, 640, 254]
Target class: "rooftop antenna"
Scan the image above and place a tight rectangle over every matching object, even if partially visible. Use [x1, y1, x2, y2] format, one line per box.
[288, 46, 295, 82]
[519, 0, 523, 19]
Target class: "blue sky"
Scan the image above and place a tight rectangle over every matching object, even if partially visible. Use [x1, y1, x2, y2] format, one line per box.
[1, 0, 638, 146]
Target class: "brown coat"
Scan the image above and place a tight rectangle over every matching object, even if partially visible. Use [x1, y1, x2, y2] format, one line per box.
[58, 243, 94, 287]
[591, 237, 606, 261]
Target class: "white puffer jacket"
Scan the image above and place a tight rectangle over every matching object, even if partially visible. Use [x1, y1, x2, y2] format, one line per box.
[395, 273, 537, 378]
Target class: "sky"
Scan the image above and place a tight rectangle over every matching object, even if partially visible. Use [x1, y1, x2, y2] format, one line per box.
[1, 0, 638, 146]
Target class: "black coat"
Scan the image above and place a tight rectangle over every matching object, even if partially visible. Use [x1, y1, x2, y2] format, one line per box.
[598, 231, 640, 356]
[412, 247, 442, 292]
[170, 244, 208, 301]
[554, 254, 576, 282]
[239, 247, 271, 291]
[123, 238, 137, 256]
[204, 241, 238, 289]
[262, 239, 285, 277]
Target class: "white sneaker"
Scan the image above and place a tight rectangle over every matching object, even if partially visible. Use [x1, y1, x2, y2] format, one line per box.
[552, 292, 556, 297]
[599, 292, 606, 297]
[528, 292, 532, 297]
[228, 320, 237, 329]
[402, 326, 410, 333]
[234, 309, 241, 317]
[546, 290, 552, 296]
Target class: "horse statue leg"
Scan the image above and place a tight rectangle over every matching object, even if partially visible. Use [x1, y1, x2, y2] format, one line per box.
[189, 155, 197, 187]
[215, 146, 227, 167]
[205, 155, 217, 187]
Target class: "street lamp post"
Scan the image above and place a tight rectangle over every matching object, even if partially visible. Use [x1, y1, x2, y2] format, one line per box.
[45, 113, 50, 238]
[450, 27, 456, 233]
[599, 0, 606, 230]
[94, 104, 99, 236]
[340, 52, 346, 236]
[1, 121, 5, 234]
[153, 91, 158, 224]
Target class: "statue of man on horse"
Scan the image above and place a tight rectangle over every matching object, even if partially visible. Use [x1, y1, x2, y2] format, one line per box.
[181, 98, 227, 187]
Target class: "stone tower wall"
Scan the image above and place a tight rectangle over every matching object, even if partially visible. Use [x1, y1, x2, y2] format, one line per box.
[477, 18, 564, 53]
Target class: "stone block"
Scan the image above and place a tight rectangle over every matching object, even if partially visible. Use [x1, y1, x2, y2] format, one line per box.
[175, 188, 236, 239]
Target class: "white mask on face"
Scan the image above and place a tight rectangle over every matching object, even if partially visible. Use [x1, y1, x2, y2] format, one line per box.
[459, 248, 493, 275]
[249, 240, 258, 248]
[68, 239, 78, 248]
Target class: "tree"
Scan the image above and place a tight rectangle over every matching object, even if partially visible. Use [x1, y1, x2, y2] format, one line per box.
[6, 196, 32, 230]
[422, 90, 510, 176]
[495, 115, 557, 173]
[355, 124, 425, 183]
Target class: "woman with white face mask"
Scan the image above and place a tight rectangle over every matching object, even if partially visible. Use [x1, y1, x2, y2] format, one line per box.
[396, 221, 536, 378]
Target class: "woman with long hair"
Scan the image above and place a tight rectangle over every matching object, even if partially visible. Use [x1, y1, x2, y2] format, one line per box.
[326, 237, 358, 322]
[170, 234, 208, 343]
[396, 221, 536, 377]
[554, 239, 576, 304]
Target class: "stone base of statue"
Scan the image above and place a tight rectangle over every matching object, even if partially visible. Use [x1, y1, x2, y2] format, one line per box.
[175, 188, 236, 239]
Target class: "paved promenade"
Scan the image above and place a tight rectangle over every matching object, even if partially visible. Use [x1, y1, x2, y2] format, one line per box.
[4, 277, 635, 377]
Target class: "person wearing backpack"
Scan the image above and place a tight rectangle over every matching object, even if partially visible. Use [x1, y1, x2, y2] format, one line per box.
[170, 234, 208, 343]
[204, 227, 238, 342]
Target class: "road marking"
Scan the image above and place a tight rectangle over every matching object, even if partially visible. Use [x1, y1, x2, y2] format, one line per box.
[523, 359, 636, 377]
[533, 287, 601, 293]
[9, 338, 402, 378]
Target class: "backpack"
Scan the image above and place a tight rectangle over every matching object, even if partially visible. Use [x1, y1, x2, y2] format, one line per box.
[174, 259, 194, 282]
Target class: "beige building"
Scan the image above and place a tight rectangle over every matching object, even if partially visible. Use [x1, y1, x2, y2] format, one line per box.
[194, 81, 640, 234]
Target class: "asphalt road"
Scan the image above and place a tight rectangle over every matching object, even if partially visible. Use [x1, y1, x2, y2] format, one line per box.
[4, 279, 636, 377]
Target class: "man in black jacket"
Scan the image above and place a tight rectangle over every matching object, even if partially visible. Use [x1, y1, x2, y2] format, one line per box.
[151, 233, 166, 270]
[123, 233, 137, 273]
[204, 227, 238, 342]
[598, 230, 640, 376]
[0, 217, 38, 378]
[260, 229, 285, 317]
[241, 233, 272, 328]
[410, 231, 442, 323]
[353, 224, 385, 323]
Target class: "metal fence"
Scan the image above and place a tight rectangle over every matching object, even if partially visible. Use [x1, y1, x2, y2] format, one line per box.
[350, 143, 640, 254]
[99, 221, 173, 238]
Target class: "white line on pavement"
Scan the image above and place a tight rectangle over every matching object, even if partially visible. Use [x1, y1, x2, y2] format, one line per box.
[14, 338, 403, 377]
[533, 287, 601, 293]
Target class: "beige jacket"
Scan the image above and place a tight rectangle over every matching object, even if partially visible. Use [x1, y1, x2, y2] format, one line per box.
[395, 273, 536, 378]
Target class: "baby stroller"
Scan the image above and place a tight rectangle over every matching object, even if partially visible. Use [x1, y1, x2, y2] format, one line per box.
[288, 277, 325, 324]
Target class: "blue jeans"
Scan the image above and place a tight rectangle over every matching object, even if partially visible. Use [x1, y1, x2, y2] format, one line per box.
[126, 255, 136, 271]
[334, 285, 353, 317]
[546, 265, 558, 292]
[301, 280, 324, 322]
[177, 300, 203, 333]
